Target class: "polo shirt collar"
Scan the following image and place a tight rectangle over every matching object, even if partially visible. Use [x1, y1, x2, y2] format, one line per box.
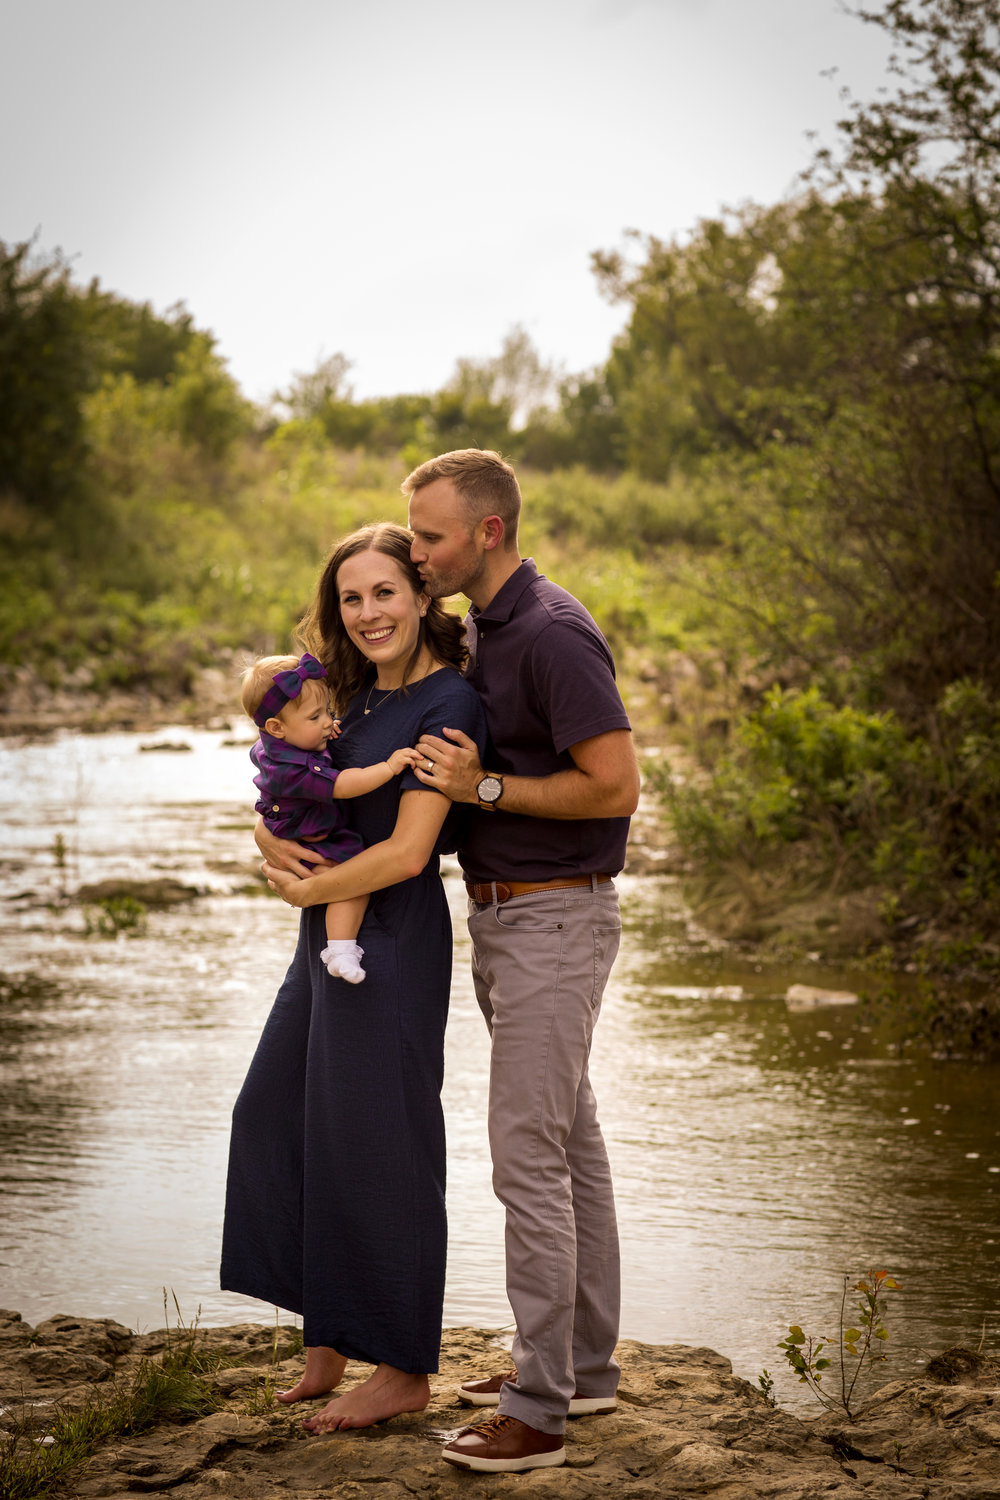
[470, 557, 541, 625]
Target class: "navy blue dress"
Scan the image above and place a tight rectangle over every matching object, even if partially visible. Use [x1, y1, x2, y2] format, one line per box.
[221, 668, 485, 1372]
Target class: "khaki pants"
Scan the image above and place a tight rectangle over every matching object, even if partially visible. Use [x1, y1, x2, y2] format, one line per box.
[468, 879, 622, 1434]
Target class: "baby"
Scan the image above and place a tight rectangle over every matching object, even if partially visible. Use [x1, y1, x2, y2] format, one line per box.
[241, 652, 420, 983]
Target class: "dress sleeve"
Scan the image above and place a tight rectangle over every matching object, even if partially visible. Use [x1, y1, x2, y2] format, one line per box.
[398, 676, 487, 796]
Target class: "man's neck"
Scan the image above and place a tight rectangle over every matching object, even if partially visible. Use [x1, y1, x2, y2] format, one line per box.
[466, 551, 523, 613]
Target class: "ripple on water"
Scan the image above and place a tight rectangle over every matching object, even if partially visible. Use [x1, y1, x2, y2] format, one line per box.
[1, 731, 999, 1409]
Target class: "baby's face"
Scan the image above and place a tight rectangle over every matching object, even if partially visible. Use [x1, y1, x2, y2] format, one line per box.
[276, 679, 335, 752]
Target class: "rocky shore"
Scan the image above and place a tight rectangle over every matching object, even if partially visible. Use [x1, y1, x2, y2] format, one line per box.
[0, 665, 242, 739]
[2, 1311, 999, 1498]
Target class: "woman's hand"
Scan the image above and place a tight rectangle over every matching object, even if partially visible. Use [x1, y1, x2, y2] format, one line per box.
[263, 862, 324, 908]
[254, 816, 337, 877]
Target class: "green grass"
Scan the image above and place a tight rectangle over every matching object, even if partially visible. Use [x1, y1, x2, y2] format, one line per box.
[0, 1296, 222, 1500]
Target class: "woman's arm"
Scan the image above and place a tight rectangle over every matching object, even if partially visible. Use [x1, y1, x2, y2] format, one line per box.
[263, 788, 451, 908]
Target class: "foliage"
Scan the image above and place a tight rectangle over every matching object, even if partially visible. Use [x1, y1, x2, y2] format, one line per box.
[663, 686, 906, 861]
[0, 1298, 219, 1500]
[277, 350, 354, 420]
[0, 239, 96, 513]
[593, 0, 1000, 718]
[0, 237, 250, 532]
[84, 895, 148, 938]
[609, 1, 1000, 957]
[662, 677, 1000, 942]
[859, 977, 1000, 1058]
[269, 326, 578, 466]
[779, 1269, 901, 1418]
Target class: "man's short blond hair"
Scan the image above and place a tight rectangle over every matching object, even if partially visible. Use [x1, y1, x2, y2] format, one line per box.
[240, 654, 310, 722]
[402, 448, 521, 543]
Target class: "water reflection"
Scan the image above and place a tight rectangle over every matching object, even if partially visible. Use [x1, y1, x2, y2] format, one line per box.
[0, 729, 997, 1411]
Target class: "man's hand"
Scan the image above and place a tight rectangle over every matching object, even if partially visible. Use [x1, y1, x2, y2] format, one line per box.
[414, 727, 484, 804]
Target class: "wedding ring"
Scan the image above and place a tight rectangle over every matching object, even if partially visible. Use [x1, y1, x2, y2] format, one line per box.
[425, 759, 434, 772]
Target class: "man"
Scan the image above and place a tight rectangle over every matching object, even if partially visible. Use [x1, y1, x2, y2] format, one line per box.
[405, 449, 640, 1474]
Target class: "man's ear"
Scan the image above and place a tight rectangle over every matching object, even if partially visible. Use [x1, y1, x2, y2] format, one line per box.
[481, 515, 505, 551]
[264, 716, 287, 739]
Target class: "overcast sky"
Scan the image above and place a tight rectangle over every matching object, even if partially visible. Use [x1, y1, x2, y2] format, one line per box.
[2, 0, 893, 405]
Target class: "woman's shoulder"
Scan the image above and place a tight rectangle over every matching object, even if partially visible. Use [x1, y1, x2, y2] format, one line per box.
[422, 665, 478, 702]
[414, 667, 483, 732]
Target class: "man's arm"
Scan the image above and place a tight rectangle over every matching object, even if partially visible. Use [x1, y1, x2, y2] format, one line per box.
[413, 727, 639, 820]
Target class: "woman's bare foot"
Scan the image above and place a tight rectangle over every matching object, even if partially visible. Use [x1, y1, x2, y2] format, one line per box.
[275, 1345, 348, 1403]
[302, 1364, 430, 1432]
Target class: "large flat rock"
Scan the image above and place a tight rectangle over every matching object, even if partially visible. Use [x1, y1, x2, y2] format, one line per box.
[1, 1311, 998, 1498]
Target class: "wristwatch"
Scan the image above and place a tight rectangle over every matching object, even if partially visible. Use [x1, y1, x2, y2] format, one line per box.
[476, 773, 504, 810]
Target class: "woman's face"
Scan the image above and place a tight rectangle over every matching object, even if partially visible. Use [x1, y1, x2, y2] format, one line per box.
[335, 549, 428, 685]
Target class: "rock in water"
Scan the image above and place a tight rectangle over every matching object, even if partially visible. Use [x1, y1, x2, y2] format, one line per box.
[786, 982, 859, 1010]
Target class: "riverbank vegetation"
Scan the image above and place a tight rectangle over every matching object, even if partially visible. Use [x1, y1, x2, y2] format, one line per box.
[2, 0, 998, 986]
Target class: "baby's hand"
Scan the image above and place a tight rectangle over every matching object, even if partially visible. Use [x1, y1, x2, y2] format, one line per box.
[386, 747, 422, 775]
[329, 718, 343, 739]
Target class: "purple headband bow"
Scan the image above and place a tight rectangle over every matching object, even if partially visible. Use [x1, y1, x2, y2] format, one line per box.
[255, 653, 327, 727]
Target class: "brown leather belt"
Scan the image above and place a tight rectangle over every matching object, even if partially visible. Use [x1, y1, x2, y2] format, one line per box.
[465, 874, 613, 905]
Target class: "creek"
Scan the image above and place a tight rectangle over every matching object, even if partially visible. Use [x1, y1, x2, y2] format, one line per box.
[1, 727, 997, 1412]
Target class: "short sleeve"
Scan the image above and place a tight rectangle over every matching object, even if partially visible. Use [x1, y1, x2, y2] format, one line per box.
[529, 620, 631, 756]
[398, 676, 487, 796]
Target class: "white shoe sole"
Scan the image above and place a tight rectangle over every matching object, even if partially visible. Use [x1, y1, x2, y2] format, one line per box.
[458, 1387, 617, 1417]
[442, 1444, 566, 1473]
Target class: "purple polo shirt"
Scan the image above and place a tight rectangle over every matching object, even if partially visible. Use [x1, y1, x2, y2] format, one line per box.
[459, 558, 632, 883]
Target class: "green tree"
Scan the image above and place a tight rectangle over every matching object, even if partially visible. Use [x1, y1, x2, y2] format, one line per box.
[277, 352, 354, 421]
[87, 293, 201, 385]
[594, 0, 1000, 715]
[0, 238, 95, 511]
[163, 334, 252, 460]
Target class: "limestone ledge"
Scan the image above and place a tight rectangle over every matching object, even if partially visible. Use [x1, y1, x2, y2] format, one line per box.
[1, 1310, 999, 1498]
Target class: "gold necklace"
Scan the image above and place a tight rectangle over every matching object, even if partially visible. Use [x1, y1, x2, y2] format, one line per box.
[363, 680, 398, 715]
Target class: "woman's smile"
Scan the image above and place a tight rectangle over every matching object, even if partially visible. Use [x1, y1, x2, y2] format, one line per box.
[336, 550, 429, 688]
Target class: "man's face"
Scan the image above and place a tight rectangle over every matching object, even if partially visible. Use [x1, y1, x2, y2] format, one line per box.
[408, 477, 486, 601]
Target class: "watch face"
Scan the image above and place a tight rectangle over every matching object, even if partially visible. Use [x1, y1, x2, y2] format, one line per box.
[478, 775, 503, 804]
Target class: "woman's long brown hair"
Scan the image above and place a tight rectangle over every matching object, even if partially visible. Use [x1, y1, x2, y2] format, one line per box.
[295, 522, 467, 714]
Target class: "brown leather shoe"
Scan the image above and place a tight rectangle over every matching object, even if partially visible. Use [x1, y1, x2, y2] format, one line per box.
[458, 1369, 618, 1417]
[441, 1414, 566, 1473]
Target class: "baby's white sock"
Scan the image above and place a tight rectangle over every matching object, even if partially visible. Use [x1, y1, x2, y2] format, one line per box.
[320, 940, 365, 984]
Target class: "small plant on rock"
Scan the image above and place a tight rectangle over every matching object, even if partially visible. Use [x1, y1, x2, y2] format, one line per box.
[778, 1269, 901, 1419]
[84, 895, 147, 938]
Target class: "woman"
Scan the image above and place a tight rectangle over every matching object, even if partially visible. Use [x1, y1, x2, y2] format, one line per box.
[221, 523, 485, 1432]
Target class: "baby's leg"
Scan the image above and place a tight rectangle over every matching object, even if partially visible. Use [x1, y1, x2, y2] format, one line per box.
[325, 894, 368, 943]
[320, 894, 369, 984]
